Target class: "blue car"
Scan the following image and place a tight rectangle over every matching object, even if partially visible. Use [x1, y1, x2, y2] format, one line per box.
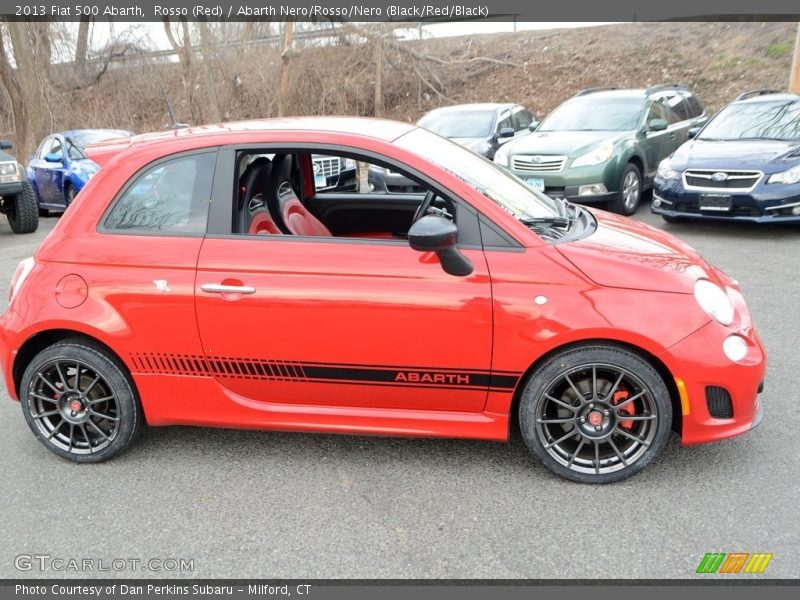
[652, 91, 800, 223]
[26, 129, 131, 213]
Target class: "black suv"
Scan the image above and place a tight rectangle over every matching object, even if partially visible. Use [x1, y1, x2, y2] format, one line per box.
[0, 140, 38, 234]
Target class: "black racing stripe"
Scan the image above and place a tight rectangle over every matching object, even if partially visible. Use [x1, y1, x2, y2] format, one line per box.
[131, 353, 521, 390]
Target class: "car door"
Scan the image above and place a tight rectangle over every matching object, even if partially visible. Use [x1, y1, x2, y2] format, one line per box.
[39, 136, 67, 207]
[194, 148, 494, 413]
[639, 101, 676, 183]
[28, 137, 54, 206]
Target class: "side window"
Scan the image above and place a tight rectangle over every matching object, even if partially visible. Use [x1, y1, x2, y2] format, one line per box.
[104, 152, 214, 234]
[685, 95, 704, 118]
[653, 96, 682, 124]
[49, 138, 63, 158]
[311, 154, 359, 193]
[36, 138, 51, 160]
[496, 112, 513, 132]
[663, 94, 689, 122]
[645, 101, 670, 125]
[513, 108, 532, 131]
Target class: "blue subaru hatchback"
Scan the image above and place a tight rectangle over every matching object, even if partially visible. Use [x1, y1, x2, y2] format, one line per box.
[652, 91, 800, 223]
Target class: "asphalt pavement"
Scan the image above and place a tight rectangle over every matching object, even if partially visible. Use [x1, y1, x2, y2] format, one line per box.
[0, 208, 797, 579]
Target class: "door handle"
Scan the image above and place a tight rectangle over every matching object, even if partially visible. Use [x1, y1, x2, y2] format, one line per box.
[200, 283, 256, 295]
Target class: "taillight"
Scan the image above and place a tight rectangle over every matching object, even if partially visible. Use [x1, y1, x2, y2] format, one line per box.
[8, 257, 34, 304]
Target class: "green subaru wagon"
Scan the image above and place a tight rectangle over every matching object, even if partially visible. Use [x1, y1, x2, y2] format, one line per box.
[494, 85, 708, 215]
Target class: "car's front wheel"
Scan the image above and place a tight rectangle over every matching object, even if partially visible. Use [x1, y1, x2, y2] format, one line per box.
[519, 344, 672, 483]
[6, 179, 39, 234]
[20, 340, 143, 462]
[610, 164, 642, 216]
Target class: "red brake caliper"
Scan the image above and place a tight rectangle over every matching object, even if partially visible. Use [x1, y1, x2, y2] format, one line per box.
[612, 389, 634, 429]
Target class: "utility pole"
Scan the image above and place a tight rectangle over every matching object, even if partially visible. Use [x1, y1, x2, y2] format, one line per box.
[791, 22, 800, 93]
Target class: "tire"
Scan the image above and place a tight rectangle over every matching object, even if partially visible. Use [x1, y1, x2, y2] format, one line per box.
[6, 179, 39, 234]
[65, 184, 76, 206]
[519, 344, 672, 483]
[19, 339, 143, 462]
[610, 163, 642, 216]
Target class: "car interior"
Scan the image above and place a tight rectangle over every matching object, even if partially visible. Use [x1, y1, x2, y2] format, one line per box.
[234, 151, 455, 240]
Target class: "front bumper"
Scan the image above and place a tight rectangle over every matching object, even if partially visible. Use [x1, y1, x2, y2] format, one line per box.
[368, 169, 425, 194]
[667, 315, 766, 446]
[652, 177, 800, 223]
[507, 161, 621, 204]
[0, 180, 23, 199]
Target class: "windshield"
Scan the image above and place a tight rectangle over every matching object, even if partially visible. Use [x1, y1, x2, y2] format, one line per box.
[67, 130, 131, 159]
[540, 97, 645, 132]
[395, 128, 561, 220]
[698, 100, 800, 141]
[418, 110, 495, 138]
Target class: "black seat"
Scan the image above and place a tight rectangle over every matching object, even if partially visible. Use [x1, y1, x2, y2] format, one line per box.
[239, 158, 280, 235]
[267, 155, 332, 236]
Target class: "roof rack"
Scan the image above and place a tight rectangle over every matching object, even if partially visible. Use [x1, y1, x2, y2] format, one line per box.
[644, 83, 690, 95]
[735, 89, 785, 101]
[574, 87, 619, 97]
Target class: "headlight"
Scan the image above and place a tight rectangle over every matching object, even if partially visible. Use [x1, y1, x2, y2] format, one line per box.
[767, 164, 800, 185]
[657, 159, 680, 180]
[342, 158, 357, 170]
[693, 279, 734, 326]
[494, 143, 511, 168]
[571, 142, 614, 168]
[8, 257, 34, 304]
[0, 161, 21, 184]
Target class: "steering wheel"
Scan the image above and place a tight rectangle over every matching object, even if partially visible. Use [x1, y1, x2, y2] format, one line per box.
[412, 190, 436, 224]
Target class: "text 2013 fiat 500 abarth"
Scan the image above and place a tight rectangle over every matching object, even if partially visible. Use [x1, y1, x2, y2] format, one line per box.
[0, 118, 765, 483]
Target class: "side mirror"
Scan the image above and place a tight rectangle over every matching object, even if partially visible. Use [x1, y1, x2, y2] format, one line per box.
[45, 152, 62, 164]
[687, 126, 701, 139]
[647, 118, 668, 132]
[408, 215, 474, 277]
[528, 121, 540, 131]
[0, 140, 12, 150]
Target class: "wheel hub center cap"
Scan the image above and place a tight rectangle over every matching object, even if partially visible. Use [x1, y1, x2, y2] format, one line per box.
[69, 399, 83, 413]
[587, 411, 603, 426]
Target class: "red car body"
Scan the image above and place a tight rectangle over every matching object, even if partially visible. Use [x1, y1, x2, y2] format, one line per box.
[0, 118, 765, 478]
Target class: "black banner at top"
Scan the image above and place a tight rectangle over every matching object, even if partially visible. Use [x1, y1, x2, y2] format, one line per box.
[0, 0, 799, 22]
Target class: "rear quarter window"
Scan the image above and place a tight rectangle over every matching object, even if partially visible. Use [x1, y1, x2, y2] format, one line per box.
[103, 152, 215, 235]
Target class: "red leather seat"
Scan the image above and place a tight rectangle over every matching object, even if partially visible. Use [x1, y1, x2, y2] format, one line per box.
[239, 158, 282, 235]
[268, 155, 332, 237]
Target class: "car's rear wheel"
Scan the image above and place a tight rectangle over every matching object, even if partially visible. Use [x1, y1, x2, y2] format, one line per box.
[65, 184, 76, 206]
[20, 340, 143, 462]
[519, 344, 672, 483]
[6, 180, 39, 234]
[610, 164, 642, 216]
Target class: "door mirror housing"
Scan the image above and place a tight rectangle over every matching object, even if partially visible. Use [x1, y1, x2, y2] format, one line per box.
[45, 152, 62, 164]
[408, 215, 474, 277]
[687, 126, 701, 139]
[0, 140, 12, 150]
[647, 118, 668, 132]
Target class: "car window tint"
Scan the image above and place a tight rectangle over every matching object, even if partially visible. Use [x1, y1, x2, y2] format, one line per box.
[36, 139, 50, 160]
[685, 95, 704, 118]
[513, 108, 532, 130]
[645, 101, 671, 124]
[49, 138, 63, 157]
[653, 96, 682, 124]
[496, 112, 513, 132]
[664, 95, 689, 121]
[104, 152, 214, 234]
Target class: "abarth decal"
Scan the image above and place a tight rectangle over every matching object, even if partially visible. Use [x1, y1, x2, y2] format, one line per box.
[129, 352, 520, 392]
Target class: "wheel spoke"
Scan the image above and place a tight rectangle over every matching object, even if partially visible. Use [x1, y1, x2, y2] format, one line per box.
[81, 374, 101, 395]
[67, 424, 74, 452]
[604, 371, 625, 401]
[544, 394, 578, 412]
[87, 419, 111, 441]
[614, 390, 645, 410]
[591, 366, 598, 399]
[567, 438, 586, 468]
[544, 429, 576, 450]
[537, 417, 575, 424]
[563, 373, 585, 402]
[79, 424, 93, 453]
[37, 373, 62, 395]
[593, 440, 600, 474]
[55, 363, 70, 390]
[621, 414, 656, 421]
[32, 409, 59, 419]
[86, 395, 115, 405]
[88, 409, 119, 422]
[30, 392, 59, 404]
[615, 427, 650, 447]
[46, 420, 64, 439]
[607, 437, 628, 466]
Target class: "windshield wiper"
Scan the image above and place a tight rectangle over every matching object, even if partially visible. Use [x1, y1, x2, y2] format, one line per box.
[519, 216, 571, 228]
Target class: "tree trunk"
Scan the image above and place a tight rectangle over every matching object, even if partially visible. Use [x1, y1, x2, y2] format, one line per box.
[199, 22, 222, 122]
[277, 20, 295, 117]
[790, 23, 800, 94]
[163, 18, 196, 122]
[374, 36, 384, 117]
[0, 23, 52, 158]
[75, 16, 91, 70]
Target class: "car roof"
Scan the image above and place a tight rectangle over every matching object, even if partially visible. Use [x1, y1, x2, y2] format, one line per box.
[57, 129, 132, 139]
[423, 103, 517, 115]
[571, 90, 649, 100]
[734, 93, 800, 104]
[85, 118, 417, 166]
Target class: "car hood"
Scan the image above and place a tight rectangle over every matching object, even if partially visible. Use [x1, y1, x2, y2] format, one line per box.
[671, 138, 800, 171]
[507, 130, 625, 157]
[557, 209, 722, 293]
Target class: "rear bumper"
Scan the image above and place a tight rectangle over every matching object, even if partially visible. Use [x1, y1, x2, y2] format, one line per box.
[0, 181, 23, 198]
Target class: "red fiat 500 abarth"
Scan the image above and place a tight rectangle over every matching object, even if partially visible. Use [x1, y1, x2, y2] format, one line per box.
[0, 118, 765, 483]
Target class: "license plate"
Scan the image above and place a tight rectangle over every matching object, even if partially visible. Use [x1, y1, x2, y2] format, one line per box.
[523, 177, 545, 192]
[314, 174, 327, 188]
[699, 194, 732, 212]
